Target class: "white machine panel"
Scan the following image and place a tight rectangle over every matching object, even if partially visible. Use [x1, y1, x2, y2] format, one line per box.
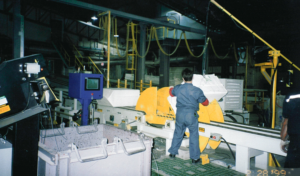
[97, 88, 140, 107]
[0, 140, 12, 176]
[219, 79, 244, 112]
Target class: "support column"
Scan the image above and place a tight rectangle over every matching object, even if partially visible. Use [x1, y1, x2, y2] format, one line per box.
[236, 145, 250, 174]
[137, 23, 146, 82]
[255, 151, 268, 170]
[13, 0, 24, 58]
[202, 38, 209, 75]
[159, 44, 170, 87]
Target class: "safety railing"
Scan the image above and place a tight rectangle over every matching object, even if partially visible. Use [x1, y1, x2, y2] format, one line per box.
[135, 80, 152, 93]
[117, 79, 128, 88]
[61, 45, 70, 66]
[243, 89, 267, 112]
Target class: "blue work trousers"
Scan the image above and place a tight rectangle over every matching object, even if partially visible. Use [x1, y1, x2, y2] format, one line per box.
[168, 109, 200, 160]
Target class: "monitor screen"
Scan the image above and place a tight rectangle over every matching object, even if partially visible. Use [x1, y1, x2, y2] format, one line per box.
[85, 78, 100, 90]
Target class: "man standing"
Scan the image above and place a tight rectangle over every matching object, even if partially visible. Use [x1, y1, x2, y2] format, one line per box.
[281, 93, 300, 168]
[168, 68, 209, 164]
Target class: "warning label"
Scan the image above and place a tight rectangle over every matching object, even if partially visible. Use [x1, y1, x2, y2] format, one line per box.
[199, 127, 205, 133]
[0, 105, 10, 114]
[0, 96, 8, 106]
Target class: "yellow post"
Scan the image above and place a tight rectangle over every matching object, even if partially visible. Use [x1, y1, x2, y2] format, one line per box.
[270, 50, 280, 129]
[117, 79, 120, 88]
[125, 80, 127, 88]
[107, 10, 111, 88]
[140, 80, 143, 92]
[245, 92, 248, 111]
[150, 80, 152, 87]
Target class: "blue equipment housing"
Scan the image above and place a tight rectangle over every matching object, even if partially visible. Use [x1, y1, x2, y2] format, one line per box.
[69, 73, 103, 125]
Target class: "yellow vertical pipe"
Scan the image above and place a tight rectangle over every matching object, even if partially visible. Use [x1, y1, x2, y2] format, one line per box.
[140, 80, 143, 92]
[245, 46, 248, 89]
[272, 55, 279, 128]
[150, 80, 152, 87]
[117, 79, 120, 88]
[107, 11, 111, 88]
[125, 80, 127, 88]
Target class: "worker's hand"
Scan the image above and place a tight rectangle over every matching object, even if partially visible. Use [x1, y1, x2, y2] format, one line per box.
[169, 86, 174, 97]
[280, 140, 289, 153]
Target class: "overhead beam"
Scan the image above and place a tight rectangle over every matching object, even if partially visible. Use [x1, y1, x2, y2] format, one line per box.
[51, 0, 206, 35]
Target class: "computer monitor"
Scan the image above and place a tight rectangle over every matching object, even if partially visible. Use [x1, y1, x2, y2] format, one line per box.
[85, 78, 100, 90]
[69, 73, 103, 100]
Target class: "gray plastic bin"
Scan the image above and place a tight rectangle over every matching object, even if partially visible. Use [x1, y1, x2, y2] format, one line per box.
[38, 122, 153, 176]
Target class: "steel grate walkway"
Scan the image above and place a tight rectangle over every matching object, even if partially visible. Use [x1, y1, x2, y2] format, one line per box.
[151, 156, 244, 176]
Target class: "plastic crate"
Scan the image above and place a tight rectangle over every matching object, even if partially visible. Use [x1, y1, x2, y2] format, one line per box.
[38, 122, 152, 176]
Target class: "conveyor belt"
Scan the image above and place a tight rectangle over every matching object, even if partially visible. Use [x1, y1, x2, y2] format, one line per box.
[209, 121, 280, 138]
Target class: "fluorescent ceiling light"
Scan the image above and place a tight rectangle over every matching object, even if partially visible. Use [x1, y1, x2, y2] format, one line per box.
[91, 16, 98, 20]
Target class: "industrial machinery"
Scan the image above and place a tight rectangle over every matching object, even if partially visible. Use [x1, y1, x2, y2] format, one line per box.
[0, 54, 58, 175]
[51, 73, 285, 174]
[68, 73, 103, 125]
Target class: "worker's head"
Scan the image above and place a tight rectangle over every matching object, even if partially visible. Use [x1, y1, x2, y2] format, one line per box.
[182, 68, 193, 82]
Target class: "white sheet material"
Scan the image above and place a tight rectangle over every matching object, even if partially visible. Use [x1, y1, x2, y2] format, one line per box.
[96, 88, 140, 107]
[168, 74, 228, 113]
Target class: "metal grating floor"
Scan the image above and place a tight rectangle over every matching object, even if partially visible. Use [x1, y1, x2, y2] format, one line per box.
[151, 156, 244, 176]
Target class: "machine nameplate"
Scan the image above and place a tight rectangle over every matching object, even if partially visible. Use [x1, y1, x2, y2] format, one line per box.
[0, 105, 11, 114]
[0, 96, 8, 106]
[199, 127, 205, 133]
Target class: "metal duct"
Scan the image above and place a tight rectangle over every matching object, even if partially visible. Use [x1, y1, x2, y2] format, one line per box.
[86, 56, 194, 65]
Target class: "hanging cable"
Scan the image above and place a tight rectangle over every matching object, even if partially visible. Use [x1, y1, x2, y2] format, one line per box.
[153, 27, 184, 56]
[131, 23, 155, 58]
[183, 33, 210, 58]
[115, 21, 131, 58]
[209, 39, 232, 59]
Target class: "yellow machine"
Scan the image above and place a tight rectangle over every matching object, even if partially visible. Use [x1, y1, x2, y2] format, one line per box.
[136, 87, 224, 153]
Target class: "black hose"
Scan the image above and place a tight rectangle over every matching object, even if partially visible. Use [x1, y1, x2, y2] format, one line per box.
[271, 153, 279, 168]
[221, 137, 235, 161]
[224, 114, 237, 122]
[232, 113, 245, 123]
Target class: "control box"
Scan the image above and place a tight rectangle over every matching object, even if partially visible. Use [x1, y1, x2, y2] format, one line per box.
[210, 133, 222, 141]
[69, 73, 103, 100]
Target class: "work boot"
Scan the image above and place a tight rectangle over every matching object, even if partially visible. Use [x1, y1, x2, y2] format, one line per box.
[169, 154, 176, 159]
[191, 158, 201, 164]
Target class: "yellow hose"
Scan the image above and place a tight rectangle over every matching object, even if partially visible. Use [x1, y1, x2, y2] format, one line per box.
[211, 0, 300, 71]
[183, 33, 209, 58]
[153, 27, 184, 56]
[209, 39, 232, 59]
[130, 23, 154, 58]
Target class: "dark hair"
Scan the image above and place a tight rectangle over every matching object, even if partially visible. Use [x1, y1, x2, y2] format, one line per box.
[182, 68, 193, 81]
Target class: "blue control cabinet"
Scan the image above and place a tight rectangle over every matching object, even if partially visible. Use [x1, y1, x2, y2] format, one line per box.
[69, 73, 103, 125]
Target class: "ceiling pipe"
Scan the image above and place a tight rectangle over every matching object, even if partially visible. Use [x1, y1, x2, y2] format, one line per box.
[85, 55, 196, 65]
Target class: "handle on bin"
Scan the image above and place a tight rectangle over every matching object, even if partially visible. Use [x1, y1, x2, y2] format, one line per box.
[72, 120, 98, 134]
[118, 134, 146, 155]
[71, 138, 108, 163]
[40, 123, 65, 138]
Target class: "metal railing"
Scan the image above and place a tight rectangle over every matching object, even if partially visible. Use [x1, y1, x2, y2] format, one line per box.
[135, 80, 152, 93]
[117, 79, 128, 88]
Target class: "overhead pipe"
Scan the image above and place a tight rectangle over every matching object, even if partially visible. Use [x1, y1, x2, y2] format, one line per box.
[85, 56, 195, 65]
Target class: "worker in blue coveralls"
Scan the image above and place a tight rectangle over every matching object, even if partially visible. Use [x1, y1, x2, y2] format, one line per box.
[168, 68, 209, 164]
[280, 92, 300, 168]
